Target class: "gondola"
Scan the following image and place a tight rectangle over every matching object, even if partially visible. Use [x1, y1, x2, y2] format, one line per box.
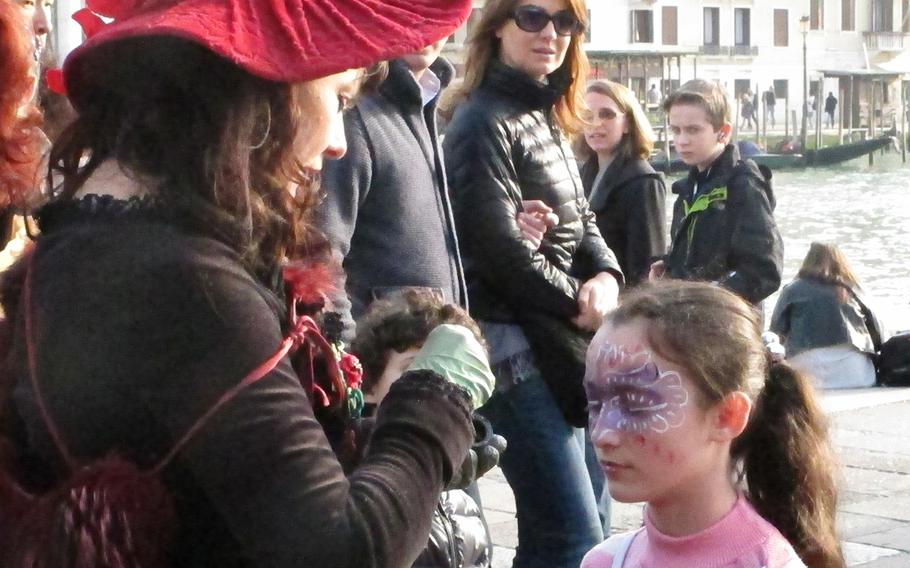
[651, 135, 896, 173]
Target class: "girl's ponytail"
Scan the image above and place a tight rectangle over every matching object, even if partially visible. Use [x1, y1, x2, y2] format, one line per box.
[733, 361, 845, 568]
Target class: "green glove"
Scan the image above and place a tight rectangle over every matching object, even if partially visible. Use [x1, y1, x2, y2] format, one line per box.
[407, 324, 495, 409]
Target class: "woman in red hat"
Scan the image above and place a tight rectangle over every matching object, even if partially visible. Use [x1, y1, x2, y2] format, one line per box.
[443, 0, 620, 566]
[0, 1, 489, 567]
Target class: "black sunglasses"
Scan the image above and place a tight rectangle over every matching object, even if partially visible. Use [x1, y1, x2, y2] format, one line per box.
[511, 5, 585, 37]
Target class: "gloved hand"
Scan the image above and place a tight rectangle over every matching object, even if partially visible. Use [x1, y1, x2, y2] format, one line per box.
[407, 324, 495, 409]
[448, 413, 508, 490]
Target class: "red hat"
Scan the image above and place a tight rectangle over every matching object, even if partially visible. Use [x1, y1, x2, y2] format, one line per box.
[61, 0, 471, 96]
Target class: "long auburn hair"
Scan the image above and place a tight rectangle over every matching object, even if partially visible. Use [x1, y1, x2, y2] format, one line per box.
[574, 80, 654, 163]
[48, 36, 326, 277]
[0, 0, 44, 209]
[608, 281, 845, 568]
[453, 0, 590, 136]
[797, 242, 861, 294]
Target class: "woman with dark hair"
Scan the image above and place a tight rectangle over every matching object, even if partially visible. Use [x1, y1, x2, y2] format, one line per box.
[443, 1, 622, 566]
[576, 80, 667, 288]
[0, 1, 493, 567]
[771, 242, 884, 389]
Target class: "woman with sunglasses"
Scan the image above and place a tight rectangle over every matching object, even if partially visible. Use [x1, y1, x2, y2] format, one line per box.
[0, 1, 491, 566]
[576, 81, 667, 288]
[444, 1, 622, 566]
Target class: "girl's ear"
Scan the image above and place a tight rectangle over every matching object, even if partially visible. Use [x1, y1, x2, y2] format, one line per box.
[709, 391, 752, 442]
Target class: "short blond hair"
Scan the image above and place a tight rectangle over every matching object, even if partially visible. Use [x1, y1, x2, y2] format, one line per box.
[663, 79, 730, 130]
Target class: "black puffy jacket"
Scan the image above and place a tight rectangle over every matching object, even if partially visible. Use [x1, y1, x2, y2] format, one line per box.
[443, 61, 621, 427]
[443, 61, 622, 324]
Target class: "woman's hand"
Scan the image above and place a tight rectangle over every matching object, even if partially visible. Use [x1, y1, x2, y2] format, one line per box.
[572, 272, 619, 331]
[407, 324, 495, 409]
[516, 200, 559, 250]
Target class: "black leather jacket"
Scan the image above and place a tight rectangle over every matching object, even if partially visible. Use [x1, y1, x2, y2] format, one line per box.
[443, 61, 622, 323]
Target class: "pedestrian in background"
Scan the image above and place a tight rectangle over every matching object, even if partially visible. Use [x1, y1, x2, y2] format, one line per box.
[771, 242, 883, 389]
[825, 92, 838, 128]
[576, 80, 667, 288]
[444, 0, 623, 565]
[582, 281, 844, 568]
[763, 86, 776, 127]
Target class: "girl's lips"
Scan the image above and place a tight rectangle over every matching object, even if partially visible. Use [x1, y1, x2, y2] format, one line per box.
[600, 460, 632, 475]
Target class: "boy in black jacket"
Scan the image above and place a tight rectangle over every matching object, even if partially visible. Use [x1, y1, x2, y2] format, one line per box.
[651, 79, 783, 304]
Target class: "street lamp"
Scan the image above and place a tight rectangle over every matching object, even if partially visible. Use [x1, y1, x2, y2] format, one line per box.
[800, 15, 810, 152]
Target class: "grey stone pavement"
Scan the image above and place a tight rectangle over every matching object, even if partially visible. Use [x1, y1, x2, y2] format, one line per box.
[478, 387, 910, 567]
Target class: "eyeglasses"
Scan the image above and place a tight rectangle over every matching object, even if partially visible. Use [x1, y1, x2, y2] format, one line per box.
[510, 5, 585, 37]
[583, 108, 625, 122]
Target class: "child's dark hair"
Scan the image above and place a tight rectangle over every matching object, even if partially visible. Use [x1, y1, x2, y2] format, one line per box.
[351, 291, 485, 394]
[607, 281, 844, 568]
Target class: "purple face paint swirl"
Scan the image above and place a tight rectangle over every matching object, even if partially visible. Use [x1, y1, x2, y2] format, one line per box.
[585, 343, 689, 434]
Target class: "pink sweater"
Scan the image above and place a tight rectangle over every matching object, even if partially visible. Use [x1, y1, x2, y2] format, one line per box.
[581, 495, 806, 568]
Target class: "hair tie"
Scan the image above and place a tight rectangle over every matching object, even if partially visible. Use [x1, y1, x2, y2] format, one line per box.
[762, 331, 786, 364]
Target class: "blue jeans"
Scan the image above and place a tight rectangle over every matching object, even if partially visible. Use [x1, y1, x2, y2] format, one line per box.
[479, 352, 604, 568]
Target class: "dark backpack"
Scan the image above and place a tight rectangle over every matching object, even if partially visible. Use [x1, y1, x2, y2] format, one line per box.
[877, 332, 910, 386]
[0, 259, 351, 567]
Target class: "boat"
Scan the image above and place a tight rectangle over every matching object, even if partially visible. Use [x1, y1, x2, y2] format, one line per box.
[651, 135, 896, 173]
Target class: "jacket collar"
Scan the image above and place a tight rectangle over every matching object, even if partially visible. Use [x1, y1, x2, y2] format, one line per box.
[380, 57, 455, 111]
[673, 143, 740, 197]
[582, 155, 657, 210]
[480, 58, 569, 110]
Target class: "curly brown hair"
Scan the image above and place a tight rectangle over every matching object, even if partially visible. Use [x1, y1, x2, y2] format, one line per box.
[0, 0, 44, 209]
[47, 36, 329, 277]
[351, 290, 485, 394]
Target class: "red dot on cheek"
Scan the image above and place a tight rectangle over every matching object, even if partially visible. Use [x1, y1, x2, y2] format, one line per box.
[634, 434, 646, 448]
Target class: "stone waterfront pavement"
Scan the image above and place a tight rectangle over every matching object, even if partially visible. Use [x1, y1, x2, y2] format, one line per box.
[478, 387, 910, 567]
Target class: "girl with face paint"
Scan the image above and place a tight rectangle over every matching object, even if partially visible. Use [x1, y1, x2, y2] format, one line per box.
[582, 281, 844, 568]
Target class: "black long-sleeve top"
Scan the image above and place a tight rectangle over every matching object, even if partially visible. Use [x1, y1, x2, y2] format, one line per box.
[1, 196, 474, 567]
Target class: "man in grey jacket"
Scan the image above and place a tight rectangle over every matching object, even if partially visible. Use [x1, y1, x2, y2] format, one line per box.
[319, 38, 466, 339]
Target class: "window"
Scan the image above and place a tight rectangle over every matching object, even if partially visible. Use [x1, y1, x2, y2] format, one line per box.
[703, 7, 720, 46]
[734, 8, 751, 46]
[735, 79, 752, 97]
[810, 0, 824, 29]
[773, 9, 789, 47]
[662, 6, 678, 45]
[630, 10, 654, 43]
[773, 79, 789, 100]
[873, 0, 894, 31]
[904, 0, 910, 31]
[842, 0, 855, 30]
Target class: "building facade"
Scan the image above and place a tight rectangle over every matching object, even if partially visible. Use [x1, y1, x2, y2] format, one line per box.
[445, 0, 908, 131]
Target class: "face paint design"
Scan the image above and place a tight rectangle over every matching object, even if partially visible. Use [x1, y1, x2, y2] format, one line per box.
[586, 342, 689, 434]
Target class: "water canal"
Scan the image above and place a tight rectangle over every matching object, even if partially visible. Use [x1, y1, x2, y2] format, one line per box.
[666, 152, 910, 333]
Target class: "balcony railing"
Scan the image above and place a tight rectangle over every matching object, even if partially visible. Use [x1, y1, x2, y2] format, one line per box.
[863, 31, 909, 50]
[698, 45, 759, 56]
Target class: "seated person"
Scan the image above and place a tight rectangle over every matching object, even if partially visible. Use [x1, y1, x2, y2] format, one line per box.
[771, 242, 884, 389]
[352, 290, 502, 568]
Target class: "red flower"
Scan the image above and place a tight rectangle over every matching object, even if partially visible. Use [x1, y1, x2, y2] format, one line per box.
[339, 353, 363, 390]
